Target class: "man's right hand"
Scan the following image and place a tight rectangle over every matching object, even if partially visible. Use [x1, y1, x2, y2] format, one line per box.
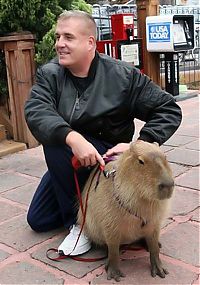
[66, 131, 105, 168]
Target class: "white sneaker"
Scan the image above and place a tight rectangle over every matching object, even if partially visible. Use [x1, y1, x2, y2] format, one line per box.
[58, 225, 91, 256]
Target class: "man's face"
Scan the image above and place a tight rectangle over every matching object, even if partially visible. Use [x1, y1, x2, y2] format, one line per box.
[55, 18, 94, 68]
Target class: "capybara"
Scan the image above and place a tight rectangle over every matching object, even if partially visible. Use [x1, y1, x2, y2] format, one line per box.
[77, 140, 174, 281]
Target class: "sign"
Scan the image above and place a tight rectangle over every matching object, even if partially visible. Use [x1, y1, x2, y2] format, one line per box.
[121, 44, 139, 65]
[123, 16, 134, 25]
[147, 22, 171, 43]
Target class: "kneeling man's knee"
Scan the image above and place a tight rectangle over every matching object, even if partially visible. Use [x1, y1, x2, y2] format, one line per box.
[27, 211, 44, 232]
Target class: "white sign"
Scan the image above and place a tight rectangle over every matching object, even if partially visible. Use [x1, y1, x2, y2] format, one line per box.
[123, 16, 134, 25]
[121, 44, 139, 66]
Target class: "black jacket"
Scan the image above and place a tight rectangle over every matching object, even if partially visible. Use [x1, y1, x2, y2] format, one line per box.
[24, 53, 182, 146]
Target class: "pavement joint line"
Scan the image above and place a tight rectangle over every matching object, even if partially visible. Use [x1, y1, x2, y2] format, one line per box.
[30, 257, 101, 285]
[160, 253, 200, 274]
[160, 219, 180, 235]
[0, 243, 19, 254]
[175, 184, 200, 191]
[0, 213, 25, 227]
[17, 172, 46, 179]
[64, 281, 89, 285]
[171, 162, 196, 168]
[0, 183, 36, 194]
[174, 171, 192, 179]
[26, 231, 66, 254]
[0, 249, 79, 284]
[169, 161, 200, 167]
[176, 185, 200, 192]
[11, 171, 41, 181]
[0, 251, 30, 269]
[185, 206, 200, 215]
[27, 256, 74, 282]
[82, 265, 105, 283]
[13, 169, 45, 177]
[30, 255, 92, 283]
[188, 220, 199, 226]
[0, 169, 40, 181]
[0, 196, 28, 210]
[192, 275, 200, 285]
[172, 214, 194, 223]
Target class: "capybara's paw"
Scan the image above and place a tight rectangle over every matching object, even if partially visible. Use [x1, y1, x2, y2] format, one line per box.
[105, 264, 125, 282]
[151, 263, 169, 278]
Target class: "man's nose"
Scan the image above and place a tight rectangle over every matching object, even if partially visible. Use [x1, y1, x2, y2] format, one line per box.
[56, 36, 65, 47]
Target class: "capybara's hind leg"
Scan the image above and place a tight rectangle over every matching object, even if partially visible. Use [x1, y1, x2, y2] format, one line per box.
[146, 231, 169, 278]
[105, 243, 125, 282]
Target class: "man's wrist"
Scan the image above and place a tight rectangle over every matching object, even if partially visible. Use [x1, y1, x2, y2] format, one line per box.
[65, 130, 78, 146]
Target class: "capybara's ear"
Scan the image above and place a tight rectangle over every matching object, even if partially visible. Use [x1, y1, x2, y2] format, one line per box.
[129, 141, 138, 151]
[138, 155, 145, 165]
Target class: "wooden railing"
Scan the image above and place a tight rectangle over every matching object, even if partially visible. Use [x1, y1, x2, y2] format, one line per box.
[0, 33, 38, 148]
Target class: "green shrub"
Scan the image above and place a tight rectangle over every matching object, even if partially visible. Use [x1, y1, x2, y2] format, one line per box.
[0, 0, 92, 104]
[0, 0, 92, 63]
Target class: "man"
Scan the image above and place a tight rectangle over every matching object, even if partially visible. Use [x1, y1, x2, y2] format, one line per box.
[24, 10, 182, 256]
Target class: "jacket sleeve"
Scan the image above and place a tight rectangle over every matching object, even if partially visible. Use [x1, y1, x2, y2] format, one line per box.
[24, 66, 72, 145]
[129, 68, 182, 145]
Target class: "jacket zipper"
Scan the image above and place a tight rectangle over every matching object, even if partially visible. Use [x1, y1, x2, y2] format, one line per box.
[69, 91, 80, 124]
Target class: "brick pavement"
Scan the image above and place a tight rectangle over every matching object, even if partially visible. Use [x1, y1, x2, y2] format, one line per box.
[0, 96, 199, 284]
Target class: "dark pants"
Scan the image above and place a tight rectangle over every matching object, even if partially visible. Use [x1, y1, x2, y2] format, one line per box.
[27, 136, 113, 232]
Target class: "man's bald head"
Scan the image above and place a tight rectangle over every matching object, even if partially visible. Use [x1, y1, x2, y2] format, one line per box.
[57, 10, 97, 40]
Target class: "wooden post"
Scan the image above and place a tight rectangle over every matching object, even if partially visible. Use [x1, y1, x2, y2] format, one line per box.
[0, 33, 38, 148]
[136, 0, 160, 85]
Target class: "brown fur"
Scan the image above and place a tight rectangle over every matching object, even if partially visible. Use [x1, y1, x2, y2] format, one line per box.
[77, 140, 174, 281]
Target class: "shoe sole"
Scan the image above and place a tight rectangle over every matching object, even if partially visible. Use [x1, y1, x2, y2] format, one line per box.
[59, 243, 92, 256]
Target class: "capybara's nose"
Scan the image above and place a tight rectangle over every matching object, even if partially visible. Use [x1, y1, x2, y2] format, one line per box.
[159, 181, 174, 191]
[158, 180, 174, 200]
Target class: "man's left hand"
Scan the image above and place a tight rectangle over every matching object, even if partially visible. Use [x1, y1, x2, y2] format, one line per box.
[104, 143, 130, 158]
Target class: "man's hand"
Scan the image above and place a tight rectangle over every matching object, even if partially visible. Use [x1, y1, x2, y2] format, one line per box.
[104, 143, 130, 158]
[66, 131, 105, 167]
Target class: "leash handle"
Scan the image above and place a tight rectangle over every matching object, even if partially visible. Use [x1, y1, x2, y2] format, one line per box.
[46, 248, 107, 262]
[71, 156, 82, 170]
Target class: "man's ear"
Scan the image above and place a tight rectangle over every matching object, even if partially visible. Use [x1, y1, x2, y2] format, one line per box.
[88, 36, 96, 50]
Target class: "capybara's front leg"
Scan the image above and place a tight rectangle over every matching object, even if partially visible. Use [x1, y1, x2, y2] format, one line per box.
[105, 243, 125, 282]
[146, 231, 169, 278]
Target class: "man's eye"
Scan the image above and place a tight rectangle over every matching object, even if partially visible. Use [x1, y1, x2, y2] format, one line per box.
[65, 35, 73, 40]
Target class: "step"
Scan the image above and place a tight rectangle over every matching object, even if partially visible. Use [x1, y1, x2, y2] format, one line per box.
[0, 124, 6, 142]
[0, 140, 27, 158]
